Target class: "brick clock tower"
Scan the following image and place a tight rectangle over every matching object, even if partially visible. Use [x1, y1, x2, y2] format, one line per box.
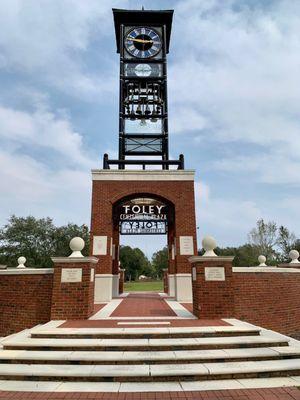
[90, 9, 197, 302]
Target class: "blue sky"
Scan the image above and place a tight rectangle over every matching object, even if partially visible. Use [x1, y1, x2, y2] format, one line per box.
[0, 0, 300, 257]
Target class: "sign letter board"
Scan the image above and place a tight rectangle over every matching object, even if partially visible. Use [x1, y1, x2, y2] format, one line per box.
[204, 267, 225, 281]
[179, 236, 194, 255]
[61, 268, 82, 283]
[93, 236, 107, 255]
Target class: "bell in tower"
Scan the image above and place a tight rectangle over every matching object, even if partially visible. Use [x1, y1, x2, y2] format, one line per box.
[103, 8, 184, 170]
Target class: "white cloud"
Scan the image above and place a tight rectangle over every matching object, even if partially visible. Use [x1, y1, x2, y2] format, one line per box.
[169, 0, 300, 185]
[0, 101, 93, 226]
[0, 150, 91, 226]
[194, 180, 262, 246]
[0, 0, 123, 99]
[0, 103, 92, 167]
[169, 107, 206, 134]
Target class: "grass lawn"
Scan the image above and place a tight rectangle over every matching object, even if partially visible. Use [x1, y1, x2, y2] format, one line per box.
[124, 280, 163, 292]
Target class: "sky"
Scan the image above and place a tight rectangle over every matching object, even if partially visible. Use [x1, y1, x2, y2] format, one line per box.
[0, 0, 300, 258]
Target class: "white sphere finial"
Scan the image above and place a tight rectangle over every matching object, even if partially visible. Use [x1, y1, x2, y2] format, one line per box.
[289, 249, 299, 264]
[202, 235, 217, 257]
[69, 237, 85, 258]
[17, 256, 26, 269]
[258, 255, 267, 267]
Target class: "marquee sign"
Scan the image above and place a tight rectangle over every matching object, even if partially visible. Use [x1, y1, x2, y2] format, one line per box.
[118, 199, 168, 235]
[120, 221, 166, 235]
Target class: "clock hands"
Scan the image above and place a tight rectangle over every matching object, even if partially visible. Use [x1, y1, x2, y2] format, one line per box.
[127, 37, 153, 44]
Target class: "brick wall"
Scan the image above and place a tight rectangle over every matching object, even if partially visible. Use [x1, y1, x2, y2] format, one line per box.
[91, 177, 197, 275]
[0, 270, 53, 337]
[233, 271, 300, 337]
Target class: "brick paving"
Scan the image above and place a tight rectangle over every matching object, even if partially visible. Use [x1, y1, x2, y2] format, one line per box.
[111, 293, 177, 317]
[60, 293, 229, 328]
[1, 387, 300, 399]
[93, 304, 106, 313]
[60, 318, 230, 328]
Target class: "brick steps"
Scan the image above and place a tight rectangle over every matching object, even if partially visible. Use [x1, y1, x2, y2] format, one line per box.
[0, 359, 300, 382]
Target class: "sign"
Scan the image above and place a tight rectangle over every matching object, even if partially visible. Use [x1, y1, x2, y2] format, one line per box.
[205, 267, 225, 281]
[93, 236, 107, 255]
[61, 268, 82, 283]
[179, 236, 194, 255]
[118, 200, 168, 235]
[90, 268, 95, 282]
[120, 204, 167, 221]
[120, 220, 166, 235]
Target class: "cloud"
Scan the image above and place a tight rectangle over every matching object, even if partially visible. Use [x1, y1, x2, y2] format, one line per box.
[194, 180, 262, 246]
[0, 100, 93, 226]
[0, 0, 123, 99]
[168, 0, 300, 185]
[0, 148, 91, 226]
[0, 103, 92, 167]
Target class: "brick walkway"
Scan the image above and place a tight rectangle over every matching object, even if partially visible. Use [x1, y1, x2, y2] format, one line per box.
[61, 318, 229, 328]
[60, 292, 230, 327]
[111, 293, 177, 317]
[1, 387, 300, 399]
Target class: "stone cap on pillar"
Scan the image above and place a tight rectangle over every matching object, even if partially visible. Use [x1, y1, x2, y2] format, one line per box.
[52, 237, 98, 264]
[188, 235, 234, 264]
[278, 249, 300, 268]
[52, 256, 98, 264]
[189, 256, 234, 263]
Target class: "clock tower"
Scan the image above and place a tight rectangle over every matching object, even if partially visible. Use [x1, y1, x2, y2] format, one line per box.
[103, 8, 184, 170]
[91, 8, 197, 304]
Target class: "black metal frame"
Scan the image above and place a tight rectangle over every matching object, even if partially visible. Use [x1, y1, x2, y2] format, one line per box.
[105, 9, 183, 170]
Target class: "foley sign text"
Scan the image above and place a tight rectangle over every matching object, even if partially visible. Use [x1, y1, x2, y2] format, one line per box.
[120, 204, 167, 221]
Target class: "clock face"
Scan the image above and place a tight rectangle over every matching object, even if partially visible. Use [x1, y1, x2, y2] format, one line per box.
[134, 64, 152, 77]
[125, 27, 162, 59]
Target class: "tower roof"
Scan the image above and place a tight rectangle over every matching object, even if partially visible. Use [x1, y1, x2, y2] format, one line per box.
[112, 8, 174, 54]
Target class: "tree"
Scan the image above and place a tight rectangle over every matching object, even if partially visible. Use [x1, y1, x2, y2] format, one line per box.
[248, 219, 278, 260]
[0, 215, 90, 268]
[277, 225, 296, 262]
[199, 245, 261, 267]
[119, 245, 151, 281]
[151, 246, 168, 279]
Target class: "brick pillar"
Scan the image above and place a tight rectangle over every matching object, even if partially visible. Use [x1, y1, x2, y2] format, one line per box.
[51, 256, 97, 320]
[119, 268, 125, 294]
[163, 268, 168, 294]
[189, 256, 235, 319]
[112, 226, 120, 297]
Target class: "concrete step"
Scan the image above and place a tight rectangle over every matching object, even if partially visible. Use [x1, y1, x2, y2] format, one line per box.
[0, 346, 300, 365]
[1, 376, 300, 392]
[0, 358, 300, 382]
[30, 326, 261, 339]
[2, 335, 289, 352]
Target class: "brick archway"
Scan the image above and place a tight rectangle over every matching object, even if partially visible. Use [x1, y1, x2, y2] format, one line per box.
[111, 192, 176, 286]
[90, 169, 197, 302]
